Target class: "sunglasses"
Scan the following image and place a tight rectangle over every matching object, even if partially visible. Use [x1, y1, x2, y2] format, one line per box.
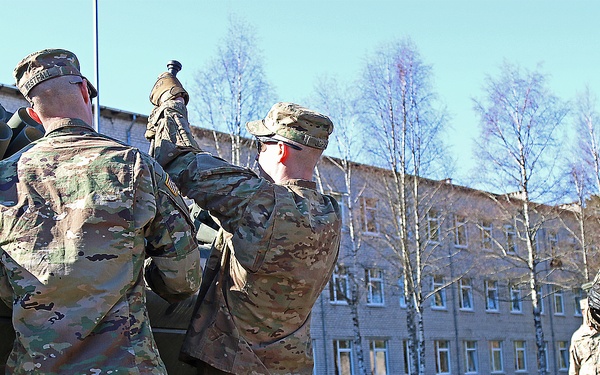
[256, 137, 303, 153]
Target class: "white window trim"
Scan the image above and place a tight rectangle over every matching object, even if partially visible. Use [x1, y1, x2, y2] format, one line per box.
[428, 210, 441, 244]
[330, 267, 350, 305]
[369, 340, 389, 375]
[454, 215, 468, 248]
[459, 278, 474, 311]
[510, 285, 523, 313]
[514, 340, 527, 372]
[366, 269, 385, 307]
[464, 341, 478, 374]
[553, 287, 565, 316]
[435, 340, 451, 375]
[485, 280, 499, 312]
[481, 220, 493, 250]
[490, 341, 504, 373]
[334, 339, 355, 375]
[431, 275, 447, 310]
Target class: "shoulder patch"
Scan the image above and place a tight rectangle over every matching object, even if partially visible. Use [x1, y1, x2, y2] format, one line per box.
[165, 174, 180, 197]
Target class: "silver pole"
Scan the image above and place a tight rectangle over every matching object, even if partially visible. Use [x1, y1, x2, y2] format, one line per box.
[93, 0, 100, 132]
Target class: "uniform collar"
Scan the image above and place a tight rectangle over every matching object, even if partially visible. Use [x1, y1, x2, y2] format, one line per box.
[44, 117, 94, 135]
[280, 179, 317, 190]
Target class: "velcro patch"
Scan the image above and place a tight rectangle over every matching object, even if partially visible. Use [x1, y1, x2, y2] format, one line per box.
[165, 174, 180, 197]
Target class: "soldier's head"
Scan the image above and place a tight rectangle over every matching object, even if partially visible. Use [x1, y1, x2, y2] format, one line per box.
[13, 49, 96, 126]
[246, 102, 334, 182]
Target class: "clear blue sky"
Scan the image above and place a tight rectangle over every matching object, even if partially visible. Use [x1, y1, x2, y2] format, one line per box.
[2, 0, 599, 182]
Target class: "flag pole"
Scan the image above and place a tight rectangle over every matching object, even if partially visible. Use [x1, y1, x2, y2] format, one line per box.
[93, 0, 100, 132]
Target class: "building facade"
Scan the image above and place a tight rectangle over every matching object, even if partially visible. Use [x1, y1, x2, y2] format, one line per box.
[0, 85, 590, 374]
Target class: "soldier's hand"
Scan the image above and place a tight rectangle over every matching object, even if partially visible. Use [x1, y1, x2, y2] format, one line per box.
[149, 72, 189, 107]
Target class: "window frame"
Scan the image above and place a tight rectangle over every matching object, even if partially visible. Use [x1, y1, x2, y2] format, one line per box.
[504, 224, 517, 254]
[398, 276, 407, 308]
[553, 287, 565, 315]
[366, 268, 385, 306]
[557, 341, 569, 370]
[454, 215, 468, 248]
[434, 340, 451, 375]
[510, 284, 523, 313]
[330, 266, 351, 305]
[514, 340, 527, 372]
[369, 340, 389, 375]
[431, 275, 447, 310]
[427, 209, 441, 244]
[334, 339, 355, 375]
[481, 220, 493, 250]
[485, 280, 499, 312]
[464, 340, 478, 374]
[360, 197, 379, 234]
[490, 340, 504, 373]
[459, 277, 474, 311]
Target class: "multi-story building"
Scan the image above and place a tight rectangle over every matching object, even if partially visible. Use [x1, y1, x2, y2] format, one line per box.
[0, 84, 589, 374]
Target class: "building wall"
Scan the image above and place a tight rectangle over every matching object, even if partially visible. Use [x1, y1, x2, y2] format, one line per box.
[0, 86, 586, 375]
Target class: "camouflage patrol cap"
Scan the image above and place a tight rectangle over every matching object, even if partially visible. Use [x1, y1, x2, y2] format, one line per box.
[13, 48, 97, 99]
[246, 102, 333, 150]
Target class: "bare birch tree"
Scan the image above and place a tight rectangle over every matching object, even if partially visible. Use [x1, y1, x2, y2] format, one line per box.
[472, 61, 568, 375]
[190, 15, 274, 166]
[565, 86, 600, 284]
[358, 38, 452, 375]
[311, 75, 371, 374]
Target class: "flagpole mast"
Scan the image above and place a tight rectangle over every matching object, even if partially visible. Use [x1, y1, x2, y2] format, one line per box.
[93, 0, 100, 132]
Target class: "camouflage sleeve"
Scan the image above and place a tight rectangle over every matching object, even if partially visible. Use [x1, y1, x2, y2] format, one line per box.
[137, 155, 201, 303]
[147, 98, 270, 234]
[164, 151, 270, 236]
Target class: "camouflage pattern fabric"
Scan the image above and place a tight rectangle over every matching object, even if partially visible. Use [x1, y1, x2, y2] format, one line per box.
[0, 118, 201, 374]
[148, 101, 341, 375]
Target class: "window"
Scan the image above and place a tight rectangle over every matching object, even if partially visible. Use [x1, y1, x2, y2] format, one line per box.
[574, 288, 584, 316]
[514, 341, 527, 372]
[366, 269, 384, 306]
[454, 215, 468, 248]
[505, 225, 517, 254]
[510, 284, 522, 313]
[464, 341, 478, 374]
[427, 209, 440, 243]
[398, 276, 407, 308]
[334, 340, 354, 375]
[369, 340, 388, 375]
[485, 280, 499, 312]
[435, 340, 451, 374]
[537, 286, 544, 314]
[557, 341, 569, 370]
[553, 287, 564, 315]
[490, 341, 504, 373]
[459, 278, 474, 310]
[432, 275, 447, 309]
[330, 266, 350, 304]
[329, 192, 347, 228]
[481, 220, 493, 250]
[547, 230, 558, 251]
[360, 197, 379, 234]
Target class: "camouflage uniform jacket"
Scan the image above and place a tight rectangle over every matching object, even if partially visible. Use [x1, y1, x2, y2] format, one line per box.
[152, 102, 341, 375]
[569, 308, 600, 375]
[0, 118, 201, 374]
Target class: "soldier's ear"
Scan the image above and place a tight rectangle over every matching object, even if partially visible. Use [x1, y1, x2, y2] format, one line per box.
[26, 107, 41, 124]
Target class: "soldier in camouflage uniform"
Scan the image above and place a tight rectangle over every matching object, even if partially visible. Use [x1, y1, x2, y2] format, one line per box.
[0, 49, 202, 374]
[570, 275, 600, 374]
[146, 71, 341, 375]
